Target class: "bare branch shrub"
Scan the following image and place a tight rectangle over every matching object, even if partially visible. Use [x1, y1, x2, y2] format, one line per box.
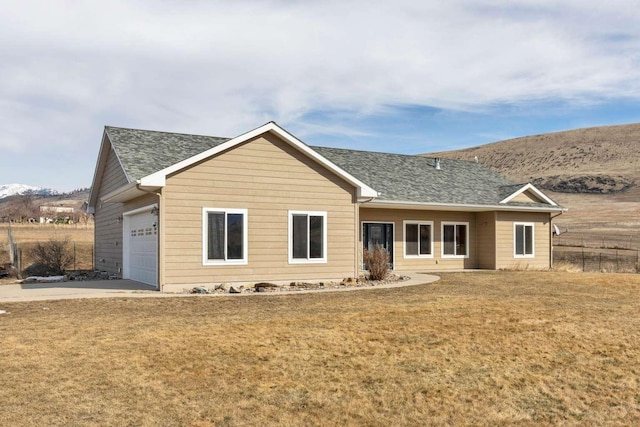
[364, 244, 390, 281]
[26, 238, 74, 276]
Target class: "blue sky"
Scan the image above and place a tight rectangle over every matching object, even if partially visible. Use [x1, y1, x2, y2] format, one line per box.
[1, 0, 639, 192]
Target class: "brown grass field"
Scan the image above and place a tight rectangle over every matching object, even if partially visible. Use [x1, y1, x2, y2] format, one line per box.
[1, 271, 639, 426]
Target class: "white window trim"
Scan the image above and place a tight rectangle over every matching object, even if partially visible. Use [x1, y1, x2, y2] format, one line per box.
[202, 208, 248, 266]
[288, 210, 327, 264]
[514, 222, 535, 258]
[403, 220, 434, 258]
[441, 221, 470, 259]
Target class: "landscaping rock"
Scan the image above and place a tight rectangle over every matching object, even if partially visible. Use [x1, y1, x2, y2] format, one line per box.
[21, 275, 66, 284]
[229, 286, 242, 294]
[340, 277, 359, 286]
[216, 283, 231, 292]
[255, 282, 279, 292]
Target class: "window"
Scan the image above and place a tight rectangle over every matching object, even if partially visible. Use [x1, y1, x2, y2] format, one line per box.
[289, 211, 327, 263]
[404, 221, 433, 258]
[442, 222, 468, 258]
[514, 223, 534, 257]
[203, 208, 247, 265]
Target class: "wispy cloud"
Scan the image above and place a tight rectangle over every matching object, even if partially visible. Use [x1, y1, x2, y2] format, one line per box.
[1, 0, 639, 189]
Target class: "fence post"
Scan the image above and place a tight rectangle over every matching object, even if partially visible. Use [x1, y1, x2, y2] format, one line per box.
[616, 249, 619, 272]
[582, 247, 585, 272]
[599, 251, 602, 272]
[74, 243, 77, 270]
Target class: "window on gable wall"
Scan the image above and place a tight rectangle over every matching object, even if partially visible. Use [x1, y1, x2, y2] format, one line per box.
[289, 211, 327, 263]
[203, 208, 247, 265]
[514, 223, 534, 257]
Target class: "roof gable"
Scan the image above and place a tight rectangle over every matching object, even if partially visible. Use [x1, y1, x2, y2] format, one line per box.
[499, 183, 558, 206]
[138, 122, 378, 198]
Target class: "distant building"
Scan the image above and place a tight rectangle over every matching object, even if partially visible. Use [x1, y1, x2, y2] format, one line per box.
[39, 203, 79, 224]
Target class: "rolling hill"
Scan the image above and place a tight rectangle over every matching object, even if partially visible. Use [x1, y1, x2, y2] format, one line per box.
[423, 123, 640, 228]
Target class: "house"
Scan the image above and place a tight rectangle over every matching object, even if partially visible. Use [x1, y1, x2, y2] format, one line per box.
[39, 203, 75, 223]
[88, 122, 565, 291]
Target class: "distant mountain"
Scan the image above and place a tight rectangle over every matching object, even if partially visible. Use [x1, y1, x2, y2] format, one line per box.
[0, 184, 58, 199]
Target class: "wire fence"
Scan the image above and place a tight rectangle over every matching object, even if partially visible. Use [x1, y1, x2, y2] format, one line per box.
[554, 246, 640, 273]
[1, 241, 94, 272]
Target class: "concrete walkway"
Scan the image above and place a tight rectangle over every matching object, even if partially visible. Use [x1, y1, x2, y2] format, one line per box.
[0, 272, 440, 303]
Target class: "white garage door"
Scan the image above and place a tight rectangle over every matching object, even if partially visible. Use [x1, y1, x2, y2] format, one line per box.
[124, 208, 158, 287]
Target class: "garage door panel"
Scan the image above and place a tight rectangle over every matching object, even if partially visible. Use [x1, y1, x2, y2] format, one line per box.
[125, 210, 158, 287]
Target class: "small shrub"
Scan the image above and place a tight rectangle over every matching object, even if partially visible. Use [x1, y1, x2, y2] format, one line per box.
[364, 244, 390, 281]
[26, 238, 74, 276]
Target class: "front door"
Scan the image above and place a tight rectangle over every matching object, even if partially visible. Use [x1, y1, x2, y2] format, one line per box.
[362, 222, 394, 269]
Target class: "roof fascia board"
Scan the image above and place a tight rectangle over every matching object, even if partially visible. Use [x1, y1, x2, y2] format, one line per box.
[363, 200, 566, 213]
[138, 122, 379, 198]
[104, 127, 132, 183]
[500, 183, 558, 206]
[88, 130, 111, 209]
[100, 182, 160, 204]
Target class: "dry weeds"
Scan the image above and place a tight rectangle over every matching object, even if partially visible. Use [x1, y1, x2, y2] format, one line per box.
[1, 271, 639, 426]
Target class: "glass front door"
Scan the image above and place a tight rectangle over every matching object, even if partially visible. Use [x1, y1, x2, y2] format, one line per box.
[362, 222, 394, 269]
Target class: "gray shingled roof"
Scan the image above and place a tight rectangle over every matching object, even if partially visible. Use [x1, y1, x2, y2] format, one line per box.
[105, 126, 554, 208]
[106, 126, 230, 182]
[312, 146, 536, 206]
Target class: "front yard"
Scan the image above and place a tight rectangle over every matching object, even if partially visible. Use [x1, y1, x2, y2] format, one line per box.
[1, 271, 639, 426]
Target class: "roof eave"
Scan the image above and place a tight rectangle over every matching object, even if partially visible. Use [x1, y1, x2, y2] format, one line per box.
[363, 199, 567, 213]
[100, 182, 161, 204]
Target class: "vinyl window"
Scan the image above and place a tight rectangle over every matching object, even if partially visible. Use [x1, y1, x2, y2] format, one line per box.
[404, 221, 433, 258]
[442, 222, 469, 258]
[203, 208, 248, 265]
[514, 223, 534, 257]
[289, 211, 327, 263]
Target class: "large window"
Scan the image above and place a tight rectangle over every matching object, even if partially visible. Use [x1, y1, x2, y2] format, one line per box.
[202, 208, 247, 265]
[289, 211, 327, 263]
[404, 221, 433, 258]
[514, 223, 534, 257]
[442, 222, 468, 258]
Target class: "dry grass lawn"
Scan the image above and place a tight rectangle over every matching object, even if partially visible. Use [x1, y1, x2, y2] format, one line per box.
[1, 271, 639, 426]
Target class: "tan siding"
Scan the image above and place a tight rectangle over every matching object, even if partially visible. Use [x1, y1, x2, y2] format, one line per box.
[476, 211, 496, 269]
[162, 133, 357, 286]
[123, 194, 159, 213]
[94, 145, 128, 275]
[359, 208, 478, 271]
[495, 211, 551, 269]
[511, 191, 545, 203]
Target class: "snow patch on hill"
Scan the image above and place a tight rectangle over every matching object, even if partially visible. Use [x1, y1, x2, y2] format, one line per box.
[0, 184, 58, 199]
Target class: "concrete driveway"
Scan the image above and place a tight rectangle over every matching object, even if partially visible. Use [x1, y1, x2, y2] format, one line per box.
[0, 280, 157, 302]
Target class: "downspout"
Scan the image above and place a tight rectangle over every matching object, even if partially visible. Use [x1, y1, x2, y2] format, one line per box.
[549, 211, 564, 269]
[136, 184, 164, 291]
